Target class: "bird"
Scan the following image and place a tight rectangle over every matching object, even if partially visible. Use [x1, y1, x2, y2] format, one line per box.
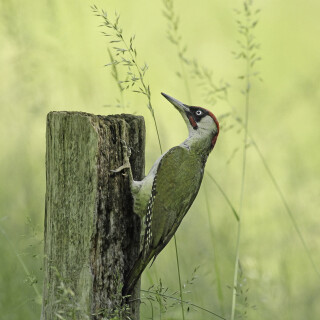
[112, 92, 219, 294]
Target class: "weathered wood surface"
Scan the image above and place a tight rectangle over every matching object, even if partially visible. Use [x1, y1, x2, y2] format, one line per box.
[41, 112, 145, 320]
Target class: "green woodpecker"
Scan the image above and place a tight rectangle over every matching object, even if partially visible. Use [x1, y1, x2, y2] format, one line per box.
[114, 93, 219, 294]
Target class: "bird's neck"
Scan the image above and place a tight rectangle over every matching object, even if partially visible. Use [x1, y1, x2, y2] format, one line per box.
[180, 129, 215, 159]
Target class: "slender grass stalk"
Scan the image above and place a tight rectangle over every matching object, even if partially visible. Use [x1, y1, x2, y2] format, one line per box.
[107, 48, 125, 109]
[191, 60, 229, 106]
[224, 96, 320, 280]
[173, 235, 185, 319]
[203, 183, 225, 315]
[252, 139, 320, 278]
[0, 225, 41, 301]
[147, 298, 154, 320]
[118, 36, 163, 153]
[207, 172, 239, 221]
[179, 55, 192, 104]
[117, 26, 163, 155]
[150, 109, 163, 154]
[141, 289, 226, 319]
[163, 0, 192, 104]
[230, 106, 248, 317]
[230, 2, 258, 318]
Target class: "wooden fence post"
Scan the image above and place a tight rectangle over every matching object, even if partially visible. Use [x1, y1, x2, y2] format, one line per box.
[41, 111, 145, 320]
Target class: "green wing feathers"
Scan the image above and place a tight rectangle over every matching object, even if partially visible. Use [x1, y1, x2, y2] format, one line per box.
[148, 146, 204, 250]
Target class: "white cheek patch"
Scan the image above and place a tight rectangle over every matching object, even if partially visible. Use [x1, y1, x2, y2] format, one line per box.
[200, 116, 216, 131]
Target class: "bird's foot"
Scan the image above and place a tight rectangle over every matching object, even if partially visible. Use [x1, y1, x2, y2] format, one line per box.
[110, 140, 132, 173]
[110, 161, 131, 173]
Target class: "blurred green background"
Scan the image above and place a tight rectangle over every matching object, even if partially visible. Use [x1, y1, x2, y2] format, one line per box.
[0, 0, 319, 319]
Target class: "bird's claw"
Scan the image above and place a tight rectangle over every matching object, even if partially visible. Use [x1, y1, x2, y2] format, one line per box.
[110, 161, 131, 173]
[110, 139, 132, 173]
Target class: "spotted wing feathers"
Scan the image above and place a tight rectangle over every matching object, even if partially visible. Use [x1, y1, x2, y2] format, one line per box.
[142, 174, 157, 257]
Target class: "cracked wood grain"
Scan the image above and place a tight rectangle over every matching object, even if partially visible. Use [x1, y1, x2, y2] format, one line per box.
[41, 111, 145, 320]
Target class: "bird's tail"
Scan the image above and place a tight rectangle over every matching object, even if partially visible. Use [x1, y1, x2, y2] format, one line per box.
[123, 248, 155, 295]
[123, 228, 178, 295]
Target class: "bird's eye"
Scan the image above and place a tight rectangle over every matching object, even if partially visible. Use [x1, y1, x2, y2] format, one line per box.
[195, 110, 202, 116]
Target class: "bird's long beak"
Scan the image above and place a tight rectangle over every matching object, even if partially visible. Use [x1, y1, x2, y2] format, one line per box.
[161, 92, 190, 115]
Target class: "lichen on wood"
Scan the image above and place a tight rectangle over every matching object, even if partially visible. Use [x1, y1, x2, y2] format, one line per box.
[41, 111, 145, 320]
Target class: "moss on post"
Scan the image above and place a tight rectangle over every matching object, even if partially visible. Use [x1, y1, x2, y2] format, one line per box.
[41, 112, 145, 320]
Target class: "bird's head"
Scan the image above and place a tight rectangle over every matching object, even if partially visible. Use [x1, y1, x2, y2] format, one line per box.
[161, 92, 219, 149]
